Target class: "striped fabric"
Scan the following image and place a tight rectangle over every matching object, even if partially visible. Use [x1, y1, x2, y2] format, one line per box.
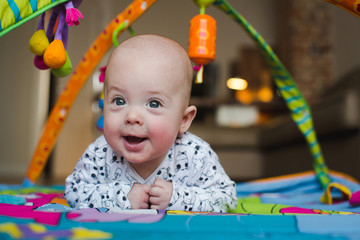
[0, 0, 66, 36]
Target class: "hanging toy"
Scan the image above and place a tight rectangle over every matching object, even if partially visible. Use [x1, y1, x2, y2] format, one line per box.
[30, 13, 50, 70]
[28, 0, 83, 78]
[29, 13, 49, 57]
[188, 0, 216, 84]
[43, 11, 68, 70]
[65, 0, 84, 26]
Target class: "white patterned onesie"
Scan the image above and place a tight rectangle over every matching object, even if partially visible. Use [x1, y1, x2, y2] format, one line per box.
[65, 132, 237, 212]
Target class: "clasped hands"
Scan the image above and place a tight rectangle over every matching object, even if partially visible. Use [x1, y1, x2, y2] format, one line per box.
[128, 178, 173, 210]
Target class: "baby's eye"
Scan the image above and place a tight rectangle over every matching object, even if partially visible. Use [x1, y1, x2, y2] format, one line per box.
[147, 100, 161, 108]
[112, 97, 126, 106]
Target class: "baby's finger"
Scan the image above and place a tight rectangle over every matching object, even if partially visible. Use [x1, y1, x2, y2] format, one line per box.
[142, 201, 150, 209]
[150, 204, 160, 210]
[152, 178, 166, 187]
[150, 186, 162, 197]
[149, 195, 160, 205]
[150, 199, 168, 210]
[132, 200, 149, 209]
[143, 184, 151, 193]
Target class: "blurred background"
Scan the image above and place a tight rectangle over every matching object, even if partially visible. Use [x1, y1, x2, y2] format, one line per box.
[0, 0, 359, 184]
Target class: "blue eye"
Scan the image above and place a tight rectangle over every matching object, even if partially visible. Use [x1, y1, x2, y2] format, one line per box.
[148, 100, 161, 108]
[113, 97, 125, 106]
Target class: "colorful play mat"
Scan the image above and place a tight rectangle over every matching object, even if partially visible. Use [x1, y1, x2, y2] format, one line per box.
[0, 171, 359, 239]
[1, 0, 360, 239]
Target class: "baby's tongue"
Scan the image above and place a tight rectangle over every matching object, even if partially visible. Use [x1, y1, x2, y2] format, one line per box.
[126, 136, 145, 144]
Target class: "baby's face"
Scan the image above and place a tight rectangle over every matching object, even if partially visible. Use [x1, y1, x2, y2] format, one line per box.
[103, 46, 190, 174]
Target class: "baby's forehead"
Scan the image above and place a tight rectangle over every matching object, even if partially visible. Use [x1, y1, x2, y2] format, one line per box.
[115, 37, 186, 61]
[120, 35, 180, 50]
[107, 35, 193, 92]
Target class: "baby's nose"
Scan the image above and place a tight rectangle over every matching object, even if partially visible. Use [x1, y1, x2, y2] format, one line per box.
[125, 108, 143, 125]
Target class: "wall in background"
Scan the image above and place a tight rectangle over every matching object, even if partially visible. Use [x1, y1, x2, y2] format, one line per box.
[0, 20, 49, 181]
[331, 2, 360, 80]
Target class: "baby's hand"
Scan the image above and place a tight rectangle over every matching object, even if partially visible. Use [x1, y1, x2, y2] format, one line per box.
[149, 178, 173, 209]
[128, 183, 151, 209]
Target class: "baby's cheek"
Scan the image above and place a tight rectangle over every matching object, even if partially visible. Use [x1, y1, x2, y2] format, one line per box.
[149, 120, 177, 145]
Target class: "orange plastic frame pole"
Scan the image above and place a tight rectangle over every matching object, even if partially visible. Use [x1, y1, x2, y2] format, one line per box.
[325, 0, 360, 18]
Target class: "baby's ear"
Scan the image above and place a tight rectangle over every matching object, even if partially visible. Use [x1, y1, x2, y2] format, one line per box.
[179, 105, 197, 134]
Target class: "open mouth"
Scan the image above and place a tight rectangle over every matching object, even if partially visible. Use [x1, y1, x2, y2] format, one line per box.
[125, 136, 147, 144]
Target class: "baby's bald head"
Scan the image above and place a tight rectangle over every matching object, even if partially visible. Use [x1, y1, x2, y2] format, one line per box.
[106, 34, 193, 104]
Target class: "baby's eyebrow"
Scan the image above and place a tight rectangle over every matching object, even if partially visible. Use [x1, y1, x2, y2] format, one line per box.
[147, 90, 164, 95]
[106, 85, 126, 94]
[147, 90, 172, 101]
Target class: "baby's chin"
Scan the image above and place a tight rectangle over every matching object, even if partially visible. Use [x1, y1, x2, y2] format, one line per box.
[124, 151, 167, 168]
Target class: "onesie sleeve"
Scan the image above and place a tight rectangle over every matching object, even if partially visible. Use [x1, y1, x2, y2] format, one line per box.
[169, 181, 236, 213]
[168, 136, 237, 213]
[64, 137, 133, 209]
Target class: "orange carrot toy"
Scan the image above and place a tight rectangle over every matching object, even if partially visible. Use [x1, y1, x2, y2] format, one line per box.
[188, 0, 216, 83]
[188, 13, 216, 66]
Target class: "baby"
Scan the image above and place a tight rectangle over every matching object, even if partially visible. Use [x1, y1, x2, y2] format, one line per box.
[65, 34, 237, 212]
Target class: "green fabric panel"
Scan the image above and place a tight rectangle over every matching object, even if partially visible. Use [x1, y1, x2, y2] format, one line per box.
[0, 0, 16, 31]
[14, 0, 33, 19]
[37, 0, 51, 10]
[0, 0, 68, 37]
